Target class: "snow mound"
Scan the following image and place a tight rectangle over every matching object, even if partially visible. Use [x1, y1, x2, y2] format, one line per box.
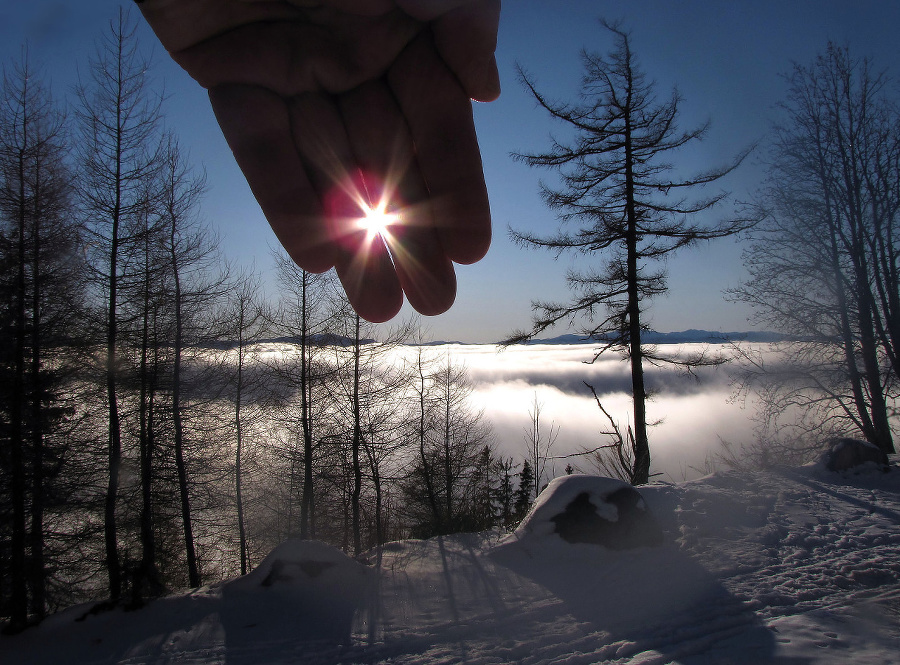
[230, 538, 366, 593]
[819, 437, 891, 473]
[506, 474, 663, 549]
[221, 539, 368, 646]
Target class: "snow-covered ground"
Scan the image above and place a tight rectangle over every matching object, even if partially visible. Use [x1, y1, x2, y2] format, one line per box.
[4, 459, 899, 664]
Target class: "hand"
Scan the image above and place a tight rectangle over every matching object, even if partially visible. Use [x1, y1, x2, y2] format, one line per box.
[137, 0, 500, 322]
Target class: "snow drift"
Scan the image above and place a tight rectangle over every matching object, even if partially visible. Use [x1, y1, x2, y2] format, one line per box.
[3, 459, 899, 664]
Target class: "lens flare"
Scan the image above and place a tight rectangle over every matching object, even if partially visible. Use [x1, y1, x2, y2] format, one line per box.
[358, 200, 398, 241]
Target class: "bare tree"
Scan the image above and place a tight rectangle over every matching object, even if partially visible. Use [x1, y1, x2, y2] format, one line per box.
[159, 134, 222, 589]
[407, 347, 442, 533]
[269, 249, 343, 540]
[401, 353, 495, 537]
[74, 8, 163, 602]
[131, 175, 167, 606]
[523, 394, 559, 498]
[508, 21, 754, 483]
[331, 314, 411, 555]
[223, 269, 269, 575]
[730, 44, 898, 455]
[350, 314, 364, 555]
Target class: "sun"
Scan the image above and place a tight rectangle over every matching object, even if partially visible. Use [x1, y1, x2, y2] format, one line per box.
[358, 201, 398, 241]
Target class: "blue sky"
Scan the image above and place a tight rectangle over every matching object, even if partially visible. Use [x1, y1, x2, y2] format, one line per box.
[4, 1, 899, 342]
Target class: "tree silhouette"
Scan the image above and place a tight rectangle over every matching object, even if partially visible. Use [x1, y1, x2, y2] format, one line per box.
[730, 44, 899, 455]
[509, 21, 754, 484]
[75, 8, 163, 601]
[513, 459, 534, 521]
[0, 50, 75, 629]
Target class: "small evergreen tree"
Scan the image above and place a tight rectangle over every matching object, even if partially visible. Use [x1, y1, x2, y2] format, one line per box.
[468, 446, 498, 531]
[495, 456, 517, 530]
[514, 460, 535, 521]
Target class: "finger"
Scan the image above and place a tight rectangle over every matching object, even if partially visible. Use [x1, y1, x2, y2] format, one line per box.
[173, 15, 419, 96]
[388, 33, 492, 265]
[177, 23, 344, 95]
[289, 93, 404, 322]
[385, 206, 457, 315]
[208, 84, 336, 273]
[320, 0, 395, 15]
[339, 81, 457, 316]
[432, 0, 501, 102]
[392, 0, 501, 101]
[393, 0, 479, 21]
[137, 0, 305, 53]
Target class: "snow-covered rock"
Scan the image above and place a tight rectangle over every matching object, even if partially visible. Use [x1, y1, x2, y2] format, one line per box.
[821, 437, 890, 473]
[232, 539, 366, 592]
[223, 539, 368, 645]
[509, 474, 663, 549]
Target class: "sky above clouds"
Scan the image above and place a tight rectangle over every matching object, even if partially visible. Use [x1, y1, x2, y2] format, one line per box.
[3, 1, 899, 342]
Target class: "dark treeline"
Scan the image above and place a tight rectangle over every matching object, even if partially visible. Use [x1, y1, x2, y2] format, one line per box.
[0, 13, 534, 631]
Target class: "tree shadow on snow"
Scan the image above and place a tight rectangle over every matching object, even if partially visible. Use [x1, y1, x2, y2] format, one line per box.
[488, 538, 812, 664]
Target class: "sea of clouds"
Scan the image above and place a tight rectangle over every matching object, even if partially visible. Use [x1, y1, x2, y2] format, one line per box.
[391, 342, 758, 482]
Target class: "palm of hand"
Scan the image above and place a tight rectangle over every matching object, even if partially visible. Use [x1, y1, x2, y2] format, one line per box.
[143, 0, 498, 322]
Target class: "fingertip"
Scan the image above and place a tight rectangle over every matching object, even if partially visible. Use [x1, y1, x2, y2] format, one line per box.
[352, 290, 404, 324]
[285, 239, 337, 275]
[401, 258, 457, 316]
[443, 221, 491, 265]
[335, 234, 405, 324]
[431, 0, 501, 101]
[382, 221, 458, 316]
[433, 179, 492, 265]
[470, 53, 501, 103]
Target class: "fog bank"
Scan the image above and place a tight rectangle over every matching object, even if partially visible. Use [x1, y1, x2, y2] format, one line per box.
[412, 343, 755, 482]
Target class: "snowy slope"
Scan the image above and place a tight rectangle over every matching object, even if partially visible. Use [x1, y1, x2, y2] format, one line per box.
[3, 460, 899, 664]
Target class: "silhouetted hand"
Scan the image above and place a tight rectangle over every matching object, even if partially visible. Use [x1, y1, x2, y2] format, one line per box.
[137, 0, 500, 322]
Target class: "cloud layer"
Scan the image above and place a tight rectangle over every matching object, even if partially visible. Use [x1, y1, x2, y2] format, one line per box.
[413, 343, 756, 482]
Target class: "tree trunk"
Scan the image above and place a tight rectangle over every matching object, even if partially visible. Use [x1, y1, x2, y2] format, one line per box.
[366, 446, 384, 546]
[29, 179, 46, 619]
[854, 266, 895, 453]
[171, 228, 200, 588]
[300, 273, 314, 539]
[104, 174, 123, 603]
[351, 315, 363, 555]
[134, 230, 159, 606]
[417, 355, 441, 531]
[307, 365, 317, 538]
[235, 311, 248, 575]
[624, 86, 651, 486]
[9, 138, 29, 630]
[374, 465, 383, 546]
[627, 236, 650, 484]
[443, 374, 453, 520]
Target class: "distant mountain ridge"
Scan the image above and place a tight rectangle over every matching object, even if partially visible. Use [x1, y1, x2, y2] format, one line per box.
[520, 329, 791, 346]
[200, 333, 377, 351]
[201, 329, 790, 350]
